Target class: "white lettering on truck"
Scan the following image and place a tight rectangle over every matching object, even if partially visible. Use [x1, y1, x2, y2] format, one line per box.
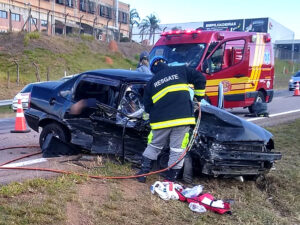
[154, 74, 179, 88]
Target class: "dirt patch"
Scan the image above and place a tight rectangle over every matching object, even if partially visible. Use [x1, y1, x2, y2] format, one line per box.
[66, 180, 109, 225]
[105, 56, 113, 65]
[0, 32, 25, 56]
[118, 42, 151, 60]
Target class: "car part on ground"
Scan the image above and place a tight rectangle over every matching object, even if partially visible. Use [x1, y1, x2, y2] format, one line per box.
[24, 69, 282, 179]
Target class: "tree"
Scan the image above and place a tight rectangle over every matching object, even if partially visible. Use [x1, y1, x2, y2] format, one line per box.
[129, 9, 140, 42]
[146, 14, 161, 45]
[138, 19, 150, 43]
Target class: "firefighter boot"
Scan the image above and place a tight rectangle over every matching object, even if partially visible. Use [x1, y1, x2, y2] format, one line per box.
[166, 169, 181, 182]
[136, 156, 153, 183]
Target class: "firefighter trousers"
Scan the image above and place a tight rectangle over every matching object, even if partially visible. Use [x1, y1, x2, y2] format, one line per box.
[142, 125, 190, 169]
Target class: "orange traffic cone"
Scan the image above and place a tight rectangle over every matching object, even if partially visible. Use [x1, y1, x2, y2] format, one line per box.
[294, 81, 300, 96]
[11, 99, 31, 133]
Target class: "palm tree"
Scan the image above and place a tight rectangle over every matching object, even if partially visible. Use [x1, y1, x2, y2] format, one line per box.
[138, 19, 150, 43]
[146, 14, 161, 45]
[129, 9, 140, 42]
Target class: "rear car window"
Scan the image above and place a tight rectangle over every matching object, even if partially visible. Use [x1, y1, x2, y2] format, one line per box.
[294, 72, 300, 77]
[20, 84, 33, 93]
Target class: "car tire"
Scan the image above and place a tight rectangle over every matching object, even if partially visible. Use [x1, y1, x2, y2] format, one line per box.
[39, 123, 69, 148]
[248, 91, 265, 114]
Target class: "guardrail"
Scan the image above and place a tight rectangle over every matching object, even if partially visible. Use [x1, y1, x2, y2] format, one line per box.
[0, 100, 13, 107]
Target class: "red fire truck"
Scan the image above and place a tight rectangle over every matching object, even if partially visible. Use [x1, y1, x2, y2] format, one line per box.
[149, 30, 274, 112]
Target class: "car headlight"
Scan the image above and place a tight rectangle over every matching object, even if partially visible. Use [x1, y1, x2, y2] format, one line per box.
[289, 79, 293, 83]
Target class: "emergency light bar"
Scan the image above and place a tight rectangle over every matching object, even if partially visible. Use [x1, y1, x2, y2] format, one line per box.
[161, 29, 202, 36]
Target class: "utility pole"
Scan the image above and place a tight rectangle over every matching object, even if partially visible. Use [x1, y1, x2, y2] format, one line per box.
[64, 13, 69, 36]
[115, 0, 119, 29]
[93, 17, 97, 39]
[38, 0, 41, 31]
[79, 15, 84, 35]
[9, 9, 12, 32]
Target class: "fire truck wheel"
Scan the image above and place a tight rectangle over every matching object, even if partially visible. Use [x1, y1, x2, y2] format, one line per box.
[248, 91, 265, 114]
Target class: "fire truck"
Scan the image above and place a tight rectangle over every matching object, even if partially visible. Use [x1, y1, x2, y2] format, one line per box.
[149, 30, 274, 112]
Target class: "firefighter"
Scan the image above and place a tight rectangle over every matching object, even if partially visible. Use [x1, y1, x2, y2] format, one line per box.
[137, 56, 206, 183]
[136, 51, 152, 74]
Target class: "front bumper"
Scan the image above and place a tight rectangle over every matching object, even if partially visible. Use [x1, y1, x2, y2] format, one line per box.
[192, 140, 282, 177]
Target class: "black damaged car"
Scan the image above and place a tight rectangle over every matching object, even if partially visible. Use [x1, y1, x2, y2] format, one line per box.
[25, 69, 281, 180]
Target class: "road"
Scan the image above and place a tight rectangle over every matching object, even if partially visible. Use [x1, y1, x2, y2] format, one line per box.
[0, 90, 300, 184]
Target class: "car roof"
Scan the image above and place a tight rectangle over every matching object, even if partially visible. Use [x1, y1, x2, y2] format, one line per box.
[80, 69, 153, 82]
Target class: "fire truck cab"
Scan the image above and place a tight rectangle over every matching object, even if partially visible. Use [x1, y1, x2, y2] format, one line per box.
[149, 30, 274, 111]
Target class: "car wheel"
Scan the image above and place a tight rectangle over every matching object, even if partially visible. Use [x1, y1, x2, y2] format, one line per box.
[39, 123, 69, 148]
[248, 91, 265, 114]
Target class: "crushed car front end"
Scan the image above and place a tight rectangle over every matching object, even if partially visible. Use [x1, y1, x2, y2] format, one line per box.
[189, 104, 281, 178]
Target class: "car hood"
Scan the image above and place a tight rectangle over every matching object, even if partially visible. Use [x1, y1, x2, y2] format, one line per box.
[198, 105, 272, 143]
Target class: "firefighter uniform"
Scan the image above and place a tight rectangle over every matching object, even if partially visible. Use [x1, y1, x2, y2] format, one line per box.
[137, 57, 206, 182]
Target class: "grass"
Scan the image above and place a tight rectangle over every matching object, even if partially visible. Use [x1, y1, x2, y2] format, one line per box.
[0, 105, 14, 118]
[24, 32, 41, 46]
[0, 120, 299, 224]
[274, 59, 300, 89]
[0, 33, 138, 99]
[0, 175, 85, 225]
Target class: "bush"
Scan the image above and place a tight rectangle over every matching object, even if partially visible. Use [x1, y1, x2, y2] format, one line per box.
[24, 32, 40, 46]
[80, 34, 94, 42]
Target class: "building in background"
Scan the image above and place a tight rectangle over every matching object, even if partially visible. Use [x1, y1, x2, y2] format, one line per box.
[132, 17, 294, 46]
[274, 40, 300, 62]
[0, 0, 130, 41]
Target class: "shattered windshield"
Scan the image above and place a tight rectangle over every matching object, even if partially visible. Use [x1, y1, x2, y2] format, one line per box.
[116, 84, 146, 127]
[150, 43, 206, 68]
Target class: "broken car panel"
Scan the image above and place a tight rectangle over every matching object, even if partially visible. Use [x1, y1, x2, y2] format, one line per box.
[25, 69, 281, 178]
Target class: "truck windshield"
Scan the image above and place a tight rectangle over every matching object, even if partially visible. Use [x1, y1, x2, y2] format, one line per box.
[150, 43, 206, 68]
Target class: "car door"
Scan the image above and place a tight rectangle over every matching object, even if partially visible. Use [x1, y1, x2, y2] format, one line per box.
[203, 37, 249, 107]
[63, 74, 120, 149]
[91, 82, 149, 160]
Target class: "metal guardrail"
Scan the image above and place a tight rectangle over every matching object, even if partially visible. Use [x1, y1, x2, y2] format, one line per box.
[0, 100, 13, 107]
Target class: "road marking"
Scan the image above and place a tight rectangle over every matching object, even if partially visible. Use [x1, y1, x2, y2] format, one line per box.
[1, 158, 47, 168]
[246, 109, 300, 121]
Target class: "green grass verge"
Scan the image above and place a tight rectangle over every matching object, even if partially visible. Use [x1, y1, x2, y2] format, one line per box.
[0, 175, 86, 225]
[0, 38, 137, 87]
[274, 59, 300, 89]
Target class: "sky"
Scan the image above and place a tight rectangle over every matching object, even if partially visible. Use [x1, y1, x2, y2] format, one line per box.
[123, 0, 300, 39]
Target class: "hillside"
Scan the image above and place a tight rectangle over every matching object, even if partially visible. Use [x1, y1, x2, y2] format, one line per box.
[0, 32, 150, 100]
[0, 32, 298, 99]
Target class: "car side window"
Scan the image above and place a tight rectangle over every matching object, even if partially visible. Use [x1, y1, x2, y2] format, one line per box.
[68, 77, 120, 117]
[59, 77, 79, 100]
[208, 39, 245, 73]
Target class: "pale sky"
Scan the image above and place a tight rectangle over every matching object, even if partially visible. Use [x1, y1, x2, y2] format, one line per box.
[123, 0, 299, 39]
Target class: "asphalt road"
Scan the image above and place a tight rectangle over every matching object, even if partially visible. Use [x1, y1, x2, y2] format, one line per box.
[0, 90, 300, 184]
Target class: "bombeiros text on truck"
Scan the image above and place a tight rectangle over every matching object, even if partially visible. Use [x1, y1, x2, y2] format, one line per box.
[149, 29, 274, 112]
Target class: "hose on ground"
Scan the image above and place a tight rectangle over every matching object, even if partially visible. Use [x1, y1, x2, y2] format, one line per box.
[0, 105, 201, 180]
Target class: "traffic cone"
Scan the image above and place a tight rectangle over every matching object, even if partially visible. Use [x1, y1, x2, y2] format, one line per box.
[11, 99, 31, 133]
[294, 81, 300, 96]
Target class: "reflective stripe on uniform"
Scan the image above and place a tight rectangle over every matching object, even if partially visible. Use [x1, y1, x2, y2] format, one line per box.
[147, 131, 153, 144]
[149, 143, 164, 150]
[152, 83, 189, 104]
[181, 132, 190, 149]
[194, 89, 205, 96]
[170, 147, 184, 153]
[150, 117, 195, 130]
